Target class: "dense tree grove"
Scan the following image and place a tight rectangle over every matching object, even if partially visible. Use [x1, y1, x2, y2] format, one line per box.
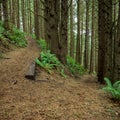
[0, 0, 120, 82]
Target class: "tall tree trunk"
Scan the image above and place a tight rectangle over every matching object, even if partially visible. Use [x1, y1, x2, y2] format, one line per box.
[81, 3, 85, 66]
[84, 0, 90, 69]
[59, 0, 68, 64]
[21, 0, 26, 32]
[2, 0, 9, 30]
[34, 0, 40, 39]
[98, 0, 112, 83]
[29, 0, 33, 34]
[44, 0, 60, 57]
[11, 0, 16, 25]
[76, 0, 81, 64]
[90, 0, 95, 73]
[0, 3, 2, 20]
[17, 0, 20, 29]
[113, 0, 120, 81]
[41, 1, 45, 39]
[70, 0, 74, 58]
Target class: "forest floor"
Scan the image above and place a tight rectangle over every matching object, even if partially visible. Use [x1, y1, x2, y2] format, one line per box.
[0, 37, 120, 120]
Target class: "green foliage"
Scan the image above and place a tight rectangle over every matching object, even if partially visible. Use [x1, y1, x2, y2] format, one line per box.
[103, 77, 120, 100]
[60, 68, 67, 78]
[31, 34, 36, 39]
[35, 50, 61, 73]
[0, 53, 3, 59]
[0, 21, 5, 38]
[6, 26, 27, 47]
[37, 39, 47, 51]
[67, 56, 85, 75]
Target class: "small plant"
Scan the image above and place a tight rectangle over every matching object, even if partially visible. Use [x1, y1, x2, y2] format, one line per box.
[0, 20, 5, 38]
[103, 77, 120, 100]
[5, 26, 27, 47]
[37, 39, 47, 51]
[67, 56, 85, 75]
[31, 34, 36, 39]
[35, 50, 61, 73]
[60, 68, 67, 78]
[0, 52, 3, 59]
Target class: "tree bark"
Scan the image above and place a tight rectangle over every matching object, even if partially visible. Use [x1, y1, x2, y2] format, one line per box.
[84, 0, 90, 69]
[76, 0, 81, 64]
[70, 0, 74, 58]
[0, 3, 2, 20]
[59, 0, 68, 64]
[113, 0, 120, 81]
[2, 0, 9, 30]
[98, 0, 112, 83]
[90, 0, 95, 73]
[34, 0, 40, 39]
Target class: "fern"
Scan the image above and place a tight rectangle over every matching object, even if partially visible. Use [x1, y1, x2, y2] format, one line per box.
[37, 39, 47, 51]
[104, 77, 112, 87]
[103, 77, 120, 100]
[35, 51, 61, 74]
[67, 56, 85, 75]
[5, 26, 27, 47]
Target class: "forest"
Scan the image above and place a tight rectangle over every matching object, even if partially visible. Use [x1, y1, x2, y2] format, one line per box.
[0, 0, 120, 120]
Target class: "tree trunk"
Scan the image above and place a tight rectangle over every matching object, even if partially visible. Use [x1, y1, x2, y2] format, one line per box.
[0, 3, 2, 20]
[84, 0, 90, 69]
[21, 0, 26, 32]
[70, 0, 74, 58]
[59, 0, 68, 64]
[44, 0, 60, 56]
[76, 0, 81, 64]
[11, 0, 16, 25]
[98, 0, 112, 83]
[90, 0, 95, 73]
[17, 0, 20, 29]
[113, 0, 120, 81]
[2, 0, 9, 30]
[34, 0, 40, 39]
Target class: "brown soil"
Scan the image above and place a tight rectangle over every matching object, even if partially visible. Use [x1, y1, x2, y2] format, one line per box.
[0, 37, 120, 120]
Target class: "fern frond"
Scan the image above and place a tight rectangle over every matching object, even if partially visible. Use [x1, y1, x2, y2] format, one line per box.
[104, 77, 112, 87]
[113, 81, 120, 88]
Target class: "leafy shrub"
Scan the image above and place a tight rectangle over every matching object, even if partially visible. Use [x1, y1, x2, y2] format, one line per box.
[6, 26, 27, 47]
[103, 77, 120, 100]
[35, 50, 61, 73]
[67, 56, 85, 75]
[37, 39, 47, 51]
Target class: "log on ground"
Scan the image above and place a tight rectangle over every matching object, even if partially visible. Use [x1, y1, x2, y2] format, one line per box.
[25, 61, 36, 80]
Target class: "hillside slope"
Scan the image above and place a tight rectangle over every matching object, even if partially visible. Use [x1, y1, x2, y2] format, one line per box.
[0, 37, 119, 120]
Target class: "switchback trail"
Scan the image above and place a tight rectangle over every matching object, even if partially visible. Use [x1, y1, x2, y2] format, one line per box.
[0, 37, 119, 120]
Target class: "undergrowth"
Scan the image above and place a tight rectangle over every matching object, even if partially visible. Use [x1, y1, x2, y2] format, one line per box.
[0, 21, 5, 38]
[36, 39, 67, 77]
[103, 77, 120, 100]
[36, 39, 85, 77]
[37, 39, 47, 51]
[36, 52, 67, 78]
[5, 26, 27, 47]
[67, 56, 86, 75]
[0, 20, 27, 47]
[36, 50, 62, 74]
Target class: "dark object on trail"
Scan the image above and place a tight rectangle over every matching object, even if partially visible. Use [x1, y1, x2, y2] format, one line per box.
[25, 61, 36, 80]
[11, 80, 17, 85]
[3, 57, 11, 59]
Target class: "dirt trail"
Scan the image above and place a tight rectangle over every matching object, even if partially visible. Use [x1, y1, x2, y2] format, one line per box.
[0, 38, 120, 120]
